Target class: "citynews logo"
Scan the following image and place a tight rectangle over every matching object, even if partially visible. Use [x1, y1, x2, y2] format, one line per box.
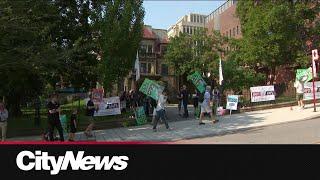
[16, 151, 129, 175]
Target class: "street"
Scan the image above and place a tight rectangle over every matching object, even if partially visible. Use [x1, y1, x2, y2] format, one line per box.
[176, 117, 320, 144]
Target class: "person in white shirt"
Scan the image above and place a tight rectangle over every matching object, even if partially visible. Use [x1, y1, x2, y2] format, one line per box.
[199, 86, 218, 125]
[294, 80, 305, 110]
[152, 91, 170, 132]
[0, 102, 9, 142]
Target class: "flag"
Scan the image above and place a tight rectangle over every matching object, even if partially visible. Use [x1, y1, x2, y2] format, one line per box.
[219, 58, 224, 85]
[134, 51, 140, 81]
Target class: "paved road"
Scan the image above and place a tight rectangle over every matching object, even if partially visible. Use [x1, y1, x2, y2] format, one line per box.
[176, 117, 320, 144]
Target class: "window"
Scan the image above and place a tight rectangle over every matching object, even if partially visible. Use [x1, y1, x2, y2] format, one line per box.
[226, 31, 228, 37]
[229, 29, 232, 37]
[237, 26, 239, 35]
[147, 63, 152, 74]
[233, 28, 236, 36]
[183, 26, 186, 33]
[190, 27, 193, 34]
[161, 45, 167, 54]
[147, 45, 153, 53]
[197, 15, 200, 23]
[141, 63, 147, 74]
[161, 64, 169, 76]
[139, 45, 147, 55]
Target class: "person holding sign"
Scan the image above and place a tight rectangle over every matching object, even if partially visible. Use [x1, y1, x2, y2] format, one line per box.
[181, 85, 189, 118]
[199, 86, 217, 125]
[294, 80, 305, 110]
[153, 90, 171, 132]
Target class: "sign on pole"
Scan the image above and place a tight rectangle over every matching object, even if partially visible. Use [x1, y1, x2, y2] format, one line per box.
[139, 78, 164, 101]
[187, 71, 207, 93]
[226, 95, 239, 115]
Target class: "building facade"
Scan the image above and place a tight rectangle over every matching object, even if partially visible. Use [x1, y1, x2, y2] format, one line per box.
[168, 13, 207, 38]
[124, 25, 178, 97]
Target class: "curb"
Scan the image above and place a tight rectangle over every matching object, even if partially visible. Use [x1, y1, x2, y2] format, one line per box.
[172, 114, 320, 142]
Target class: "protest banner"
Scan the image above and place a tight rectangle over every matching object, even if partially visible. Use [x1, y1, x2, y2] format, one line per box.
[303, 81, 320, 100]
[250, 86, 275, 103]
[135, 106, 147, 126]
[85, 96, 121, 117]
[187, 71, 207, 93]
[139, 78, 164, 101]
[226, 95, 239, 111]
[296, 68, 312, 82]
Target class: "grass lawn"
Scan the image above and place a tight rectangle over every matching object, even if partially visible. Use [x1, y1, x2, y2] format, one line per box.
[6, 100, 143, 138]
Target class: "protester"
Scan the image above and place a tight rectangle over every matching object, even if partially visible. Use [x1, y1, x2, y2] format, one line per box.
[181, 85, 189, 118]
[85, 95, 96, 137]
[150, 97, 157, 123]
[294, 79, 305, 110]
[0, 102, 8, 142]
[199, 86, 218, 125]
[153, 90, 170, 132]
[47, 94, 64, 141]
[192, 90, 200, 118]
[177, 87, 183, 116]
[68, 109, 78, 141]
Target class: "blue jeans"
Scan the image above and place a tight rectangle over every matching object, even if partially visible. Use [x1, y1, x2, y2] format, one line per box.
[153, 109, 169, 129]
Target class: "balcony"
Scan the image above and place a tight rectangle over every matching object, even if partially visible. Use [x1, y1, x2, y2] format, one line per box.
[139, 52, 157, 58]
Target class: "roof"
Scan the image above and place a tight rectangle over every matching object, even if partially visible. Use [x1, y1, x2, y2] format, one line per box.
[143, 26, 156, 39]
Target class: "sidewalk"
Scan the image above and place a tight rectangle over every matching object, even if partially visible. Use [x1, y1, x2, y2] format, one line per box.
[8, 103, 320, 142]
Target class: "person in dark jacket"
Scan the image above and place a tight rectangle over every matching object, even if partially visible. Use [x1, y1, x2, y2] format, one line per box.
[181, 85, 189, 118]
[47, 94, 64, 142]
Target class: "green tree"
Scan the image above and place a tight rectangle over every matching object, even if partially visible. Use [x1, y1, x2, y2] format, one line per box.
[0, 0, 60, 116]
[165, 30, 226, 85]
[100, 0, 145, 92]
[236, 0, 320, 84]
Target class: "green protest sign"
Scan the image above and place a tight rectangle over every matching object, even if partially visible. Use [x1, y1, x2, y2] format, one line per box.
[296, 68, 312, 82]
[187, 71, 207, 93]
[135, 106, 147, 126]
[59, 115, 68, 133]
[139, 78, 164, 101]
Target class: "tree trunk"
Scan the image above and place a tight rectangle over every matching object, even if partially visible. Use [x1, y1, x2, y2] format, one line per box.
[7, 96, 23, 117]
[268, 67, 276, 85]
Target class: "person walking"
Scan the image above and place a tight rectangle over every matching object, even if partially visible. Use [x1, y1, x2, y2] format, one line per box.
[192, 90, 200, 119]
[85, 95, 96, 137]
[153, 91, 171, 132]
[68, 109, 78, 141]
[177, 87, 183, 116]
[181, 85, 189, 118]
[0, 102, 9, 142]
[199, 86, 218, 125]
[47, 94, 64, 142]
[294, 79, 305, 110]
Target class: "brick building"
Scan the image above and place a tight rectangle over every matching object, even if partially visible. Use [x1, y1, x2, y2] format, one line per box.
[124, 25, 178, 97]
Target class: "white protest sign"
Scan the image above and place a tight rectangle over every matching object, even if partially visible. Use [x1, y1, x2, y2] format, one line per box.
[226, 95, 239, 111]
[303, 81, 320, 100]
[85, 96, 121, 116]
[250, 86, 275, 103]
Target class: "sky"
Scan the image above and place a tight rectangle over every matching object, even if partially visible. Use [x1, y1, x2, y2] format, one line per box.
[143, 0, 226, 30]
